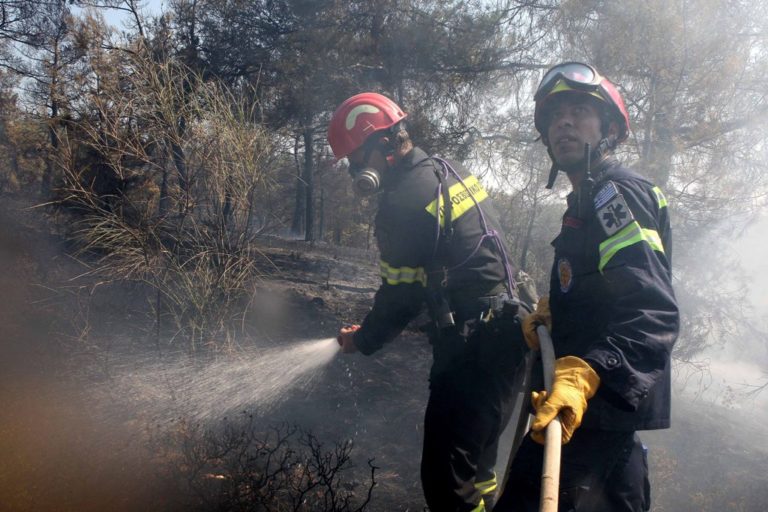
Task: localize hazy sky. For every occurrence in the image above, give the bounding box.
[687,214,768,414]
[97,0,166,26]
[736,215,768,311]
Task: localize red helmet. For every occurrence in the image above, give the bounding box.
[328,92,407,159]
[533,62,630,145]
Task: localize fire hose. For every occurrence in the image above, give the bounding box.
[500,324,561,512]
[537,324,562,512]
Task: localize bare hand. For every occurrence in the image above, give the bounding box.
[337,324,360,353]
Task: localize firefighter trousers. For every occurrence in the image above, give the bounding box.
[495,430,651,511]
[422,318,525,511]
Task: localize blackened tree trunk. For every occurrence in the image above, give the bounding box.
[41,38,61,198]
[318,188,325,241]
[41,102,58,197]
[303,127,314,242]
[518,192,538,272]
[291,134,305,237]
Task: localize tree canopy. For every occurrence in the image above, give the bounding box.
[0,0,766,366]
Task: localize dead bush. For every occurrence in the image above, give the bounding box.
[51,50,283,351]
[160,416,376,512]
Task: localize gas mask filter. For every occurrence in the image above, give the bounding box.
[348,137,390,196]
[349,166,381,196]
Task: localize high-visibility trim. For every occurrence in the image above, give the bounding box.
[475,473,498,495]
[470,499,486,512]
[549,79,605,101]
[652,186,668,208]
[425,175,488,227]
[599,221,664,272]
[379,260,427,286]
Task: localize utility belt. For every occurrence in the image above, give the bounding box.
[425,290,527,380]
[455,292,519,323]
[430,290,519,333]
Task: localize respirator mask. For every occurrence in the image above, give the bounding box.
[347,137,391,197]
[348,164,381,196]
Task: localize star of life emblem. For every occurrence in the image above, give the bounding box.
[597,193,634,236]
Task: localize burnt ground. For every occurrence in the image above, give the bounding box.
[0,197,442,511]
[241,242,438,510]
[3,196,768,512]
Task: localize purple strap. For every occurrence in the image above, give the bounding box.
[431,156,518,295]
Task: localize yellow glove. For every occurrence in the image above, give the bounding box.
[522,296,552,350]
[530,356,600,445]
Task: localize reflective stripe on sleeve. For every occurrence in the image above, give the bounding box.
[469,500,486,512]
[652,186,668,208]
[599,221,664,272]
[380,260,427,286]
[475,473,498,495]
[425,175,489,227]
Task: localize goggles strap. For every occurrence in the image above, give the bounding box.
[536,62,601,99]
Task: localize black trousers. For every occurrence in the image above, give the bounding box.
[422,318,525,512]
[495,430,650,512]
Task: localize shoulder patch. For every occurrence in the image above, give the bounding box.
[597,193,635,236]
[594,181,619,210]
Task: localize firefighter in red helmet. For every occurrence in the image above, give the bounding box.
[495,62,679,511]
[330,92,531,511]
[327,92,408,196]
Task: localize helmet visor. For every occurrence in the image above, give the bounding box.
[535,62,602,102]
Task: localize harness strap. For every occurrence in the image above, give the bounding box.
[431,156,518,297]
[426,158,453,244]
[414,155,520,331]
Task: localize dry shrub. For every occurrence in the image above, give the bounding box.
[160,416,376,512]
[53,50,282,351]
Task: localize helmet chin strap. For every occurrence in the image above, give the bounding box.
[545,134,617,189]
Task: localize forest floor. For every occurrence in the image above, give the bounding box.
[0,194,437,512]
[2,194,768,512]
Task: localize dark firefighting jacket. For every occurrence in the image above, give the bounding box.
[352,147,512,363]
[549,158,679,431]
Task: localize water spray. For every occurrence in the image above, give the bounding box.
[97,337,341,424]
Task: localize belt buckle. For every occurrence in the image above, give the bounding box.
[490,293,508,311]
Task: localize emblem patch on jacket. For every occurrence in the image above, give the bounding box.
[558,258,573,293]
[596,190,634,237]
[594,181,619,210]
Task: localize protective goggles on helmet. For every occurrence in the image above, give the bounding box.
[534,62,604,102]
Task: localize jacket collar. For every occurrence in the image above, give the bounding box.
[395,147,430,172]
[590,156,621,183]
[565,157,621,208]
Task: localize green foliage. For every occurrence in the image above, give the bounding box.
[1,0,766,376]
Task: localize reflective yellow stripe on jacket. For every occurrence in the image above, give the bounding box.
[424,175,489,227]
[475,473,497,496]
[599,221,664,272]
[469,502,486,512]
[652,186,668,208]
[380,260,427,286]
